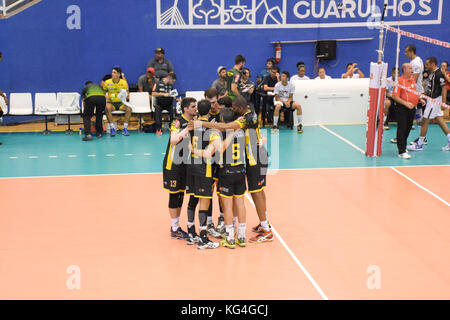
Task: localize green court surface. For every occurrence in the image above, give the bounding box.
[0,124,449,178]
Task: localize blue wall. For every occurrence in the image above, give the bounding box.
[0,0,449,97]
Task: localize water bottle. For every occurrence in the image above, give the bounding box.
[79,128,83,137]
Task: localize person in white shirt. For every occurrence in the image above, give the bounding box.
[272,71,303,134]
[342,63,365,79]
[405,44,424,94]
[315,67,332,80]
[290,62,310,82]
[405,44,423,133]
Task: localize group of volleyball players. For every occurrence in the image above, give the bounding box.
[162,88,273,250]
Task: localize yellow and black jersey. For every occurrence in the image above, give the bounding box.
[234,110,268,167]
[217,129,246,176]
[103,78,128,103]
[188,118,219,178]
[208,110,221,123]
[163,115,190,171]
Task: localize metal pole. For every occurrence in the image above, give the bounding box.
[2,0,5,16]
[377,1,388,62]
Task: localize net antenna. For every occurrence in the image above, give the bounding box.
[394,4,402,87]
[377,1,389,63]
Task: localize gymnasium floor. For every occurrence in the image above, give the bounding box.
[0,124,449,299]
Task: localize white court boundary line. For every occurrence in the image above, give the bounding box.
[319,125,365,154]
[245,193,328,300]
[320,125,449,206]
[391,167,449,207]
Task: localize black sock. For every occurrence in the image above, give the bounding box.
[187,196,199,224]
[200,229,208,240]
[199,210,208,229]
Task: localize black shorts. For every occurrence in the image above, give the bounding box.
[163,167,186,194]
[186,172,194,195]
[246,164,267,193]
[217,173,246,198]
[110,102,125,111]
[188,175,214,199]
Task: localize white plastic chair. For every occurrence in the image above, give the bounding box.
[130,92,151,131]
[9,93,33,116]
[0,95,7,115]
[57,92,81,134]
[35,93,57,134]
[185,91,205,102]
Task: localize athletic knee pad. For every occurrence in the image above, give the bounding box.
[187,195,199,211]
[169,193,184,209]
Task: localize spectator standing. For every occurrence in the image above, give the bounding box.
[153,72,177,135]
[261,66,280,126]
[212,66,228,99]
[315,67,332,80]
[81,81,106,141]
[342,63,365,79]
[226,55,246,100]
[147,48,174,80]
[290,62,310,82]
[240,67,255,108]
[255,58,276,116]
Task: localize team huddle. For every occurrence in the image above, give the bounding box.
[163,89,273,250]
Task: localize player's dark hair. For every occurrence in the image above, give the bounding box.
[204,87,218,99]
[218,96,232,108]
[426,56,438,66]
[85,81,93,86]
[281,71,290,78]
[167,72,177,80]
[112,66,122,75]
[346,63,354,68]
[296,61,306,69]
[197,99,211,116]
[270,65,280,73]
[267,58,276,66]
[235,55,246,65]
[441,61,449,68]
[406,44,416,54]
[181,97,196,113]
[220,108,235,124]
[318,66,326,72]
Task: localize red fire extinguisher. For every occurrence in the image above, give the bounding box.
[275,42,282,63]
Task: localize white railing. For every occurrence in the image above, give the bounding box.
[1,0,39,18]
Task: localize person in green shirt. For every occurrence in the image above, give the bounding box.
[226,55,246,100]
[81,81,106,141]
